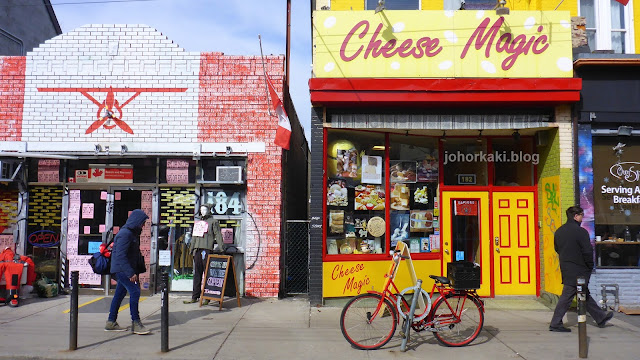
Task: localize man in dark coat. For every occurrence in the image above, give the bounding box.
[549,206,613,332]
[105,209,151,334]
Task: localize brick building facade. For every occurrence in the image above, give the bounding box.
[0,24,308,298]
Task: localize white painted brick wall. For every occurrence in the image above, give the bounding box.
[590,270,640,307]
[23,24,200,143]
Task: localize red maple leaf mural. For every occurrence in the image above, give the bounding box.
[92,168,103,177]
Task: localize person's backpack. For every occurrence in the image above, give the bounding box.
[88,241,113,275]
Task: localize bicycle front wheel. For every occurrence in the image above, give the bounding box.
[431,293,484,347]
[340,293,398,350]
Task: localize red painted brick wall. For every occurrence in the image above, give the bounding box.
[0,57,25,141]
[199,52,285,297]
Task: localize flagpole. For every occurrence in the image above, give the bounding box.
[258,34,273,116]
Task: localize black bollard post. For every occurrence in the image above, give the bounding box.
[577,276,587,358]
[69,271,79,351]
[161,271,169,353]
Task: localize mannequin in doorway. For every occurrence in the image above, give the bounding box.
[183,203,224,305]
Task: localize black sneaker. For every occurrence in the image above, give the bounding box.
[597,311,614,328]
[549,325,571,332]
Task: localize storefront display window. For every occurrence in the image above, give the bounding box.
[593,136,640,268]
[26,186,62,282]
[492,137,535,186]
[443,138,488,186]
[326,130,386,255]
[389,134,438,253]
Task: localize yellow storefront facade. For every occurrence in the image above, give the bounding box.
[308,3,582,304]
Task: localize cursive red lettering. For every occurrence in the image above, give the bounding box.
[364,23,385,59]
[460,17,504,59]
[532,32,549,54]
[340,20,369,62]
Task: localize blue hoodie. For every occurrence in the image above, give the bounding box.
[110,209,148,278]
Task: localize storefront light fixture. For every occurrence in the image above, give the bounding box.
[374,0,385,13]
[495,0,510,15]
[94,144,102,154]
[372,145,385,151]
[226,146,232,155]
[512,129,520,142]
[120,144,128,154]
[440,131,447,142]
[618,126,633,136]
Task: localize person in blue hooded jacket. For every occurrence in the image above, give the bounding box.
[105,209,151,335]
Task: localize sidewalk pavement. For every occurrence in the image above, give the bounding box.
[1,292,639,360]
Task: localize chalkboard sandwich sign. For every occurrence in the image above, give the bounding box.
[201,254,241,309]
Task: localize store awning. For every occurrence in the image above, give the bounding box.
[309,78,582,108]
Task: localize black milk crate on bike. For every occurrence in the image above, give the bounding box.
[447,261,481,290]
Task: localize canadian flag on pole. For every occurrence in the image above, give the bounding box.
[266,75,291,150]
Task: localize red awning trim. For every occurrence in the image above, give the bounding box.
[309,78,582,107]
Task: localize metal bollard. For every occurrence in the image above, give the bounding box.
[401,279,422,352]
[69,271,79,351]
[577,276,587,358]
[161,272,169,353]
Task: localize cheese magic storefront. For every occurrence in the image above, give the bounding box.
[308,9,583,304]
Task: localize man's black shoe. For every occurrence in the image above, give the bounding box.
[597,311,614,328]
[549,326,571,332]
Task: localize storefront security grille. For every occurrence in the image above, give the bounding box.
[284,220,309,294]
[330,113,550,130]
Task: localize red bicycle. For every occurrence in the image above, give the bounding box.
[340,246,485,349]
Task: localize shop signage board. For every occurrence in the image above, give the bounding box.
[313,10,572,78]
[201,254,241,310]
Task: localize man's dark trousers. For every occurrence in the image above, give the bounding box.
[550,283,608,327]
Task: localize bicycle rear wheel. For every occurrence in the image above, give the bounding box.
[431,293,484,347]
[340,293,398,350]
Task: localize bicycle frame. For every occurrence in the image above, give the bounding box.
[365,249,484,331]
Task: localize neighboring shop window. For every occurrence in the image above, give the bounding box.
[159,187,196,282]
[26,186,62,282]
[326,130,386,255]
[388,134,439,253]
[593,136,640,268]
[160,158,196,184]
[203,189,244,250]
[443,138,488,186]
[492,137,536,186]
[366,0,420,10]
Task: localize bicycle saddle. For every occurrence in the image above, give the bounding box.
[429,275,450,284]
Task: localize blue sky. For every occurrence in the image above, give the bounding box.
[52,0,312,142]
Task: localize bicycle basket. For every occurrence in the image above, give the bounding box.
[447,261,481,290]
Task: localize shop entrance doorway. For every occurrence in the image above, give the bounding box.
[441,191,537,297]
[441,192,491,297]
[492,191,536,295]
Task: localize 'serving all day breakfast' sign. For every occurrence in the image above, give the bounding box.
[313,10,572,78]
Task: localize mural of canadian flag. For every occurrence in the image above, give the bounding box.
[266,75,291,150]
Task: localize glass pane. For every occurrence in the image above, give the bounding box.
[580,0,596,28]
[492,137,535,186]
[443,138,488,186]
[610,0,625,29]
[587,29,597,51]
[611,31,625,54]
[326,129,386,255]
[451,199,480,263]
[389,134,438,252]
[366,0,419,10]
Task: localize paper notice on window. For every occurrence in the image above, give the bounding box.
[0,235,14,250]
[192,220,209,237]
[82,203,94,219]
